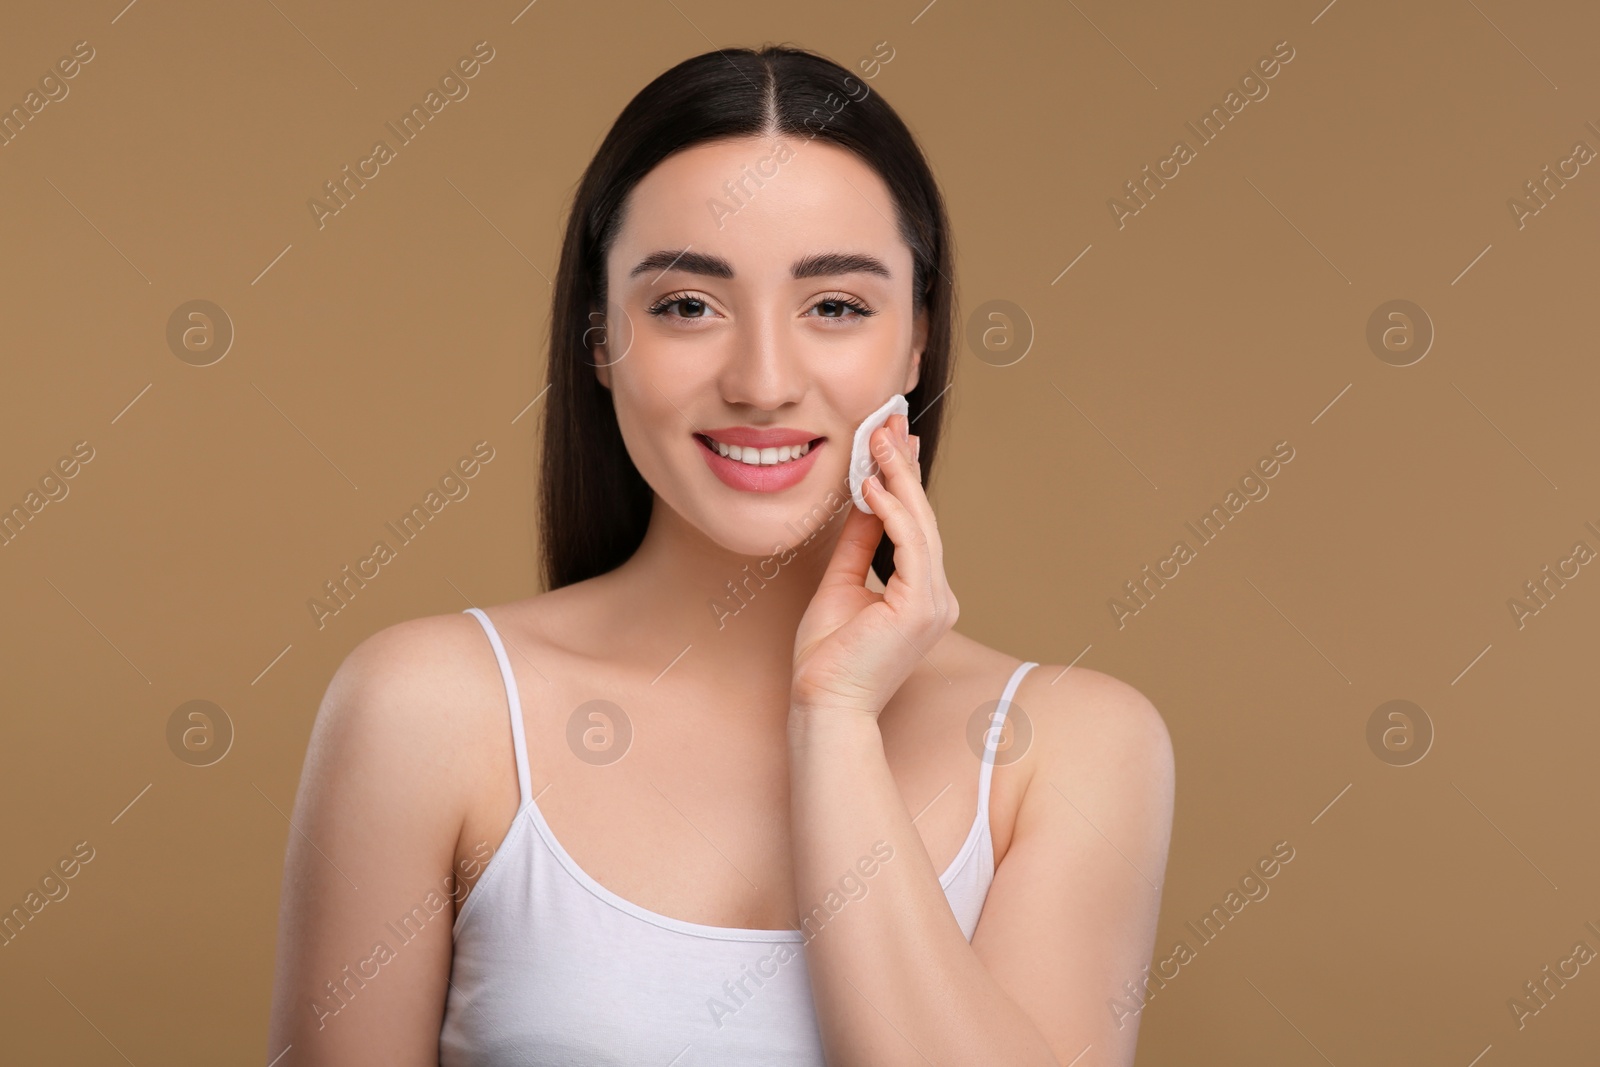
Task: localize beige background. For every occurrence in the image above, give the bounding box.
[3,0,1597,1062]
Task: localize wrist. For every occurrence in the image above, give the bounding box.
[787,703,882,750]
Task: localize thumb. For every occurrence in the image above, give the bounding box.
[817,493,883,593]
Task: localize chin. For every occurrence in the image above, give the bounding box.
[698,486,852,559]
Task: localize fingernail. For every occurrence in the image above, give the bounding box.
[911,435,920,461]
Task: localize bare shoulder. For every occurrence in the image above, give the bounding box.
[325,609,505,730]
[934,631,1174,801]
[1022,665,1173,779]
[1007,658,1175,849]
[309,608,520,808]
[271,608,530,1054]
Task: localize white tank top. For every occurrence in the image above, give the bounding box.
[440,606,1037,1065]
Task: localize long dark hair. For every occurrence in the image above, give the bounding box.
[539,43,956,590]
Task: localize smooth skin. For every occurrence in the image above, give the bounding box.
[267,133,1174,1066]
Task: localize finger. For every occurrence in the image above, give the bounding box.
[817,494,884,593]
[872,421,945,580]
[861,470,933,611]
[873,419,935,528]
[884,417,952,613]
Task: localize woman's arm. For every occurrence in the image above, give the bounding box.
[787,416,1174,1065]
[266,617,487,1066]
[789,675,1172,1067]
[969,670,1174,1066]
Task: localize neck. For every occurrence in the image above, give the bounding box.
[600,492,856,693]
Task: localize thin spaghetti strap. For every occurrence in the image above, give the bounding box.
[463,607,534,809]
[978,661,1039,818]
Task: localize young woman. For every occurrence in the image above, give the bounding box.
[268,44,1174,1067]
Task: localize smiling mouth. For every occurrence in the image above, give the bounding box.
[693,434,826,467]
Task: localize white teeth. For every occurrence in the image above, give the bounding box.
[707,437,812,465]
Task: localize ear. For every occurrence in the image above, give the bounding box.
[904,304,927,395]
[589,306,613,391]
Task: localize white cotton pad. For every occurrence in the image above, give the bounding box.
[848,393,908,515]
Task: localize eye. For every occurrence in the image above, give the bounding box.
[806,294,877,321]
[646,291,720,320]
[644,291,879,323]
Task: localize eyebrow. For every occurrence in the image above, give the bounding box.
[628,249,892,282]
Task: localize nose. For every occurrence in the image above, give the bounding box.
[715,305,808,412]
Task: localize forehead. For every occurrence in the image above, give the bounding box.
[611,136,909,285]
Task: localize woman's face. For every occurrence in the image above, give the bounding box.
[593,135,927,558]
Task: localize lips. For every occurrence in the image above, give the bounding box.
[694,430,827,493]
[697,426,820,448]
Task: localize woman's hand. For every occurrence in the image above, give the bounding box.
[790,412,958,719]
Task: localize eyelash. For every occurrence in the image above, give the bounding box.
[644,291,878,322]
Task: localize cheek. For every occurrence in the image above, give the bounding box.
[609,355,695,478]
[612,379,665,467]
